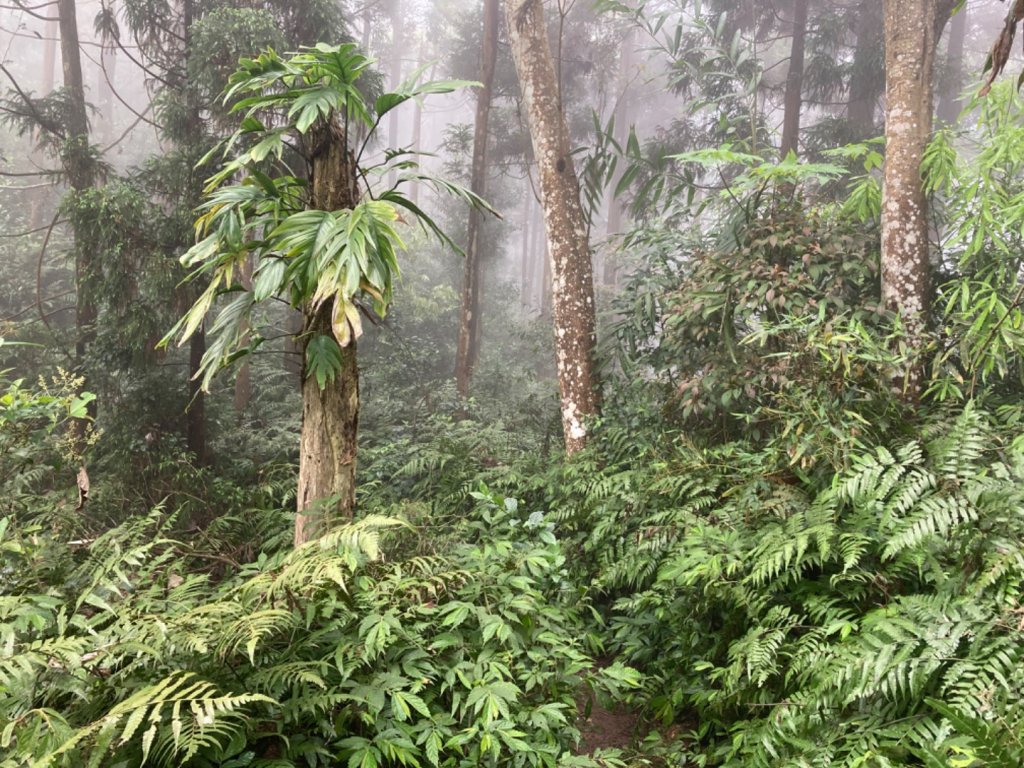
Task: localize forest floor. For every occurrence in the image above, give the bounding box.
[575,692,640,754]
[575,657,641,754]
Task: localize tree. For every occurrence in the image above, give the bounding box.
[57,0,98,443]
[455,0,499,397]
[504,0,599,454]
[166,44,481,545]
[780,0,809,157]
[880,0,956,398]
[936,0,967,124]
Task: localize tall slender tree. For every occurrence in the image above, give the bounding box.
[937,1,967,124]
[847,0,884,139]
[780,0,809,157]
[455,0,499,397]
[505,0,599,453]
[57,0,98,441]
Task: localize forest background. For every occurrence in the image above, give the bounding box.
[3,0,1024,766]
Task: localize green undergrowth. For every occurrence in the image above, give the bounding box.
[0,468,640,767]
[542,402,1024,767]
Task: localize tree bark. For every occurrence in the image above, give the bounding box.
[520,195,532,307]
[387,0,404,149]
[284,311,304,389]
[881,0,938,400]
[182,0,207,463]
[604,26,635,287]
[848,0,884,140]
[233,256,253,420]
[187,329,208,463]
[295,121,361,546]
[295,307,358,546]
[58,0,97,444]
[936,2,966,124]
[455,0,499,397]
[505,0,599,453]
[780,0,809,157]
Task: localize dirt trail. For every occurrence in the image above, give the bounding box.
[575,690,639,754]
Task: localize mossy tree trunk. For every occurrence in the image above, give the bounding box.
[295,122,361,546]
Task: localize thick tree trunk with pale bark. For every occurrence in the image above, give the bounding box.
[505,0,599,454]
[780,0,809,157]
[455,0,499,397]
[294,122,360,546]
[881,0,938,399]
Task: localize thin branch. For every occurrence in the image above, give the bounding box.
[0,181,59,190]
[0,220,64,238]
[0,24,140,48]
[111,35,174,89]
[3,289,74,321]
[0,168,58,177]
[7,0,56,8]
[100,108,150,153]
[79,44,162,130]
[1,3,56,21]
[0,60,64,138]
[35,210,75,363]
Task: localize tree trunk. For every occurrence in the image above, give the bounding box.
[505,0,600,453]
[284,311,304,389]
[936,2,966,124]
[295,121,361,546]
[97,45,116,144]
[604,26,635,287]
[182,0,207,463]
[881,0,938,400]
[187,329,208,463]
[59,0,97,445]
[295,307,358,546]
[520,196,532,307]
[455,0,499,397]
[848,0,884,139]
[409,55,425,206]
[42,18,58,96]
[780,0,809,157]
[388,0,404,148]
[233,256,253,420]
